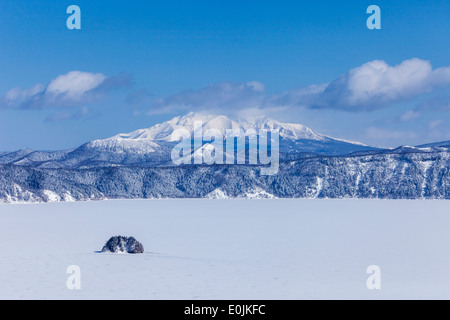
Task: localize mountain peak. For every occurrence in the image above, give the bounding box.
[104,113,327,143]
[80,112,377,157]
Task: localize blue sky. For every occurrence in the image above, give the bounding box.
[0,0,449,150]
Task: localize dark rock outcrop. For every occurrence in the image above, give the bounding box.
[101,236,144,254]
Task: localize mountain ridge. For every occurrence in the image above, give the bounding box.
[0,113,381,169]
[0,113,449,202]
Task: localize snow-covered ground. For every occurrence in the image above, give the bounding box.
[1,199,450,299]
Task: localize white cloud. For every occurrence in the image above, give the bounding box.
[400,110,421,121]
[146,81,265,115]
[274,58,450,111]
[147,58,450,116]
[346,59,433,106]
[1,71,131,110]
[46,71,106,100]
[4,83,45,103]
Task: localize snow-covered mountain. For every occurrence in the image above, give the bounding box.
[88,112,364,147]
[1,149,450,202]
[0,113,379,169]
[109,112,325,142]
[416,140,450,150]
[0,112,449,202]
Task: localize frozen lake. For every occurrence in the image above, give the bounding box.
[1,199,450,299]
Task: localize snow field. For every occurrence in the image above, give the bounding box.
[0,199,449,299]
